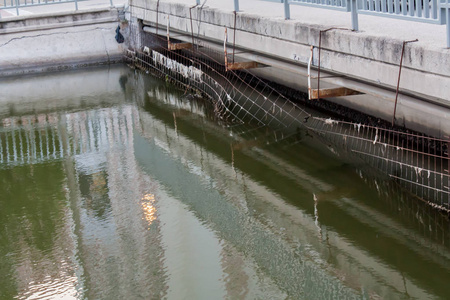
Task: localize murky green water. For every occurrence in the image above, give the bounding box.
[1,65,450,299]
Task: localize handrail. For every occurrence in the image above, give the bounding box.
[253,0,450,47]
[0,0,112,18]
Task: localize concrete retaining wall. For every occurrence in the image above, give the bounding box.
[0,8,125,76]
[129,0,450,138]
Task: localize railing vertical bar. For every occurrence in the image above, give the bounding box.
[416,0,422,17]
[375,0,380,12]
[388,0,393,13]
[5,132,10,163]
[15,0,19,15]
[402,0,407,14]
[447,4,450,47]
[74,0,78,10]
[424,0,430,17]
[52,127,56,159]
[394,0,400,13]
[410,0,415,16]
[12,128,17,162]
[432,0,437,19]
[18,128,24,163]
[351,0,359,30]
[381,0,387,12]
[284,0,291,19]
[369,0,374,11]
[234,0,239,12]
[363,0,368,10]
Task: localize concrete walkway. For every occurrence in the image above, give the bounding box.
[177,0,448,50]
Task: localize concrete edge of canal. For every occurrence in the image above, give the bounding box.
[128,0,450,139]
[0,0,448,139]
[0,7,126,77]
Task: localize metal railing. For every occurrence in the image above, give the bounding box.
[0,0,113,19]
[264,0,450,47]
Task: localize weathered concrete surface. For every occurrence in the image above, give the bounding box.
[129,0,450,138]
[0,8,125,76]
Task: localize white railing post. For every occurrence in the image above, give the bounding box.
[74,0,78,10]
[446,0,450,47]
[234,0,239,12]
[284,0,291,20]
[351,0,359,30]
[15,0,19,16]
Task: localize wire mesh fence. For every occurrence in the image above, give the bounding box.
[124,28,450,213]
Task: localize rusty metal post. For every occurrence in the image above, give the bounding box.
[233,11,237,63]
[224,28,228,71]
[308,45,313,99]
[392,39,418,126]
[167,16,171,49]
[317,30,323,100]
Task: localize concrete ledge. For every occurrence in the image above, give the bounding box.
[0,7,118,30]
[0,8,124,77]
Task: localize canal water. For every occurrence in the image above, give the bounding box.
[1,65,450,299]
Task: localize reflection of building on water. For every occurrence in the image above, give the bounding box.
[63,105,167,299]
[1,105,168,299]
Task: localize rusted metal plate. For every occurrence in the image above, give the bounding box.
[310,87,363,99]
[168,42,193,51]
[227,61,259,70]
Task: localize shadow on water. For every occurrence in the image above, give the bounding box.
[0,66,449,299]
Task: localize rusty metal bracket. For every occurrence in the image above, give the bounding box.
[167,16,192,51]
[168,43,193,50]
[233,10,237,64]
[310,87,362,99]
[227,61,260,70]
[392,39,418,126]
[224,27,260,71]
[308,28,362,100]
